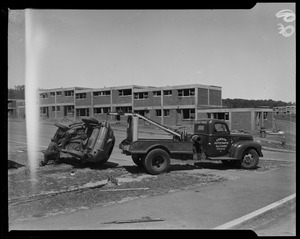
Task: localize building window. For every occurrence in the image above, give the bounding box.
[163,90,172,96]
[65,90,74,97]
[56,91,62,96]
[153,91,161,97]
[93,90,110,96]
[56,106,61,111]
[118,89,132,96]
[134,110,149,116]
[182,109,195,119]
[164,109,170,117]
[40,107,47,114]
[52,106,56,111]
[50,92,55,97]
[178,88,195,97]
[76,108,89,117]
[156,109,162,116]
[66,105,74,114]
[40,93,48,98]
[94,107,111,114]
[134,92,148,100]
[208,112,229,120]
[116,106,132,113]
[76,93,87,99]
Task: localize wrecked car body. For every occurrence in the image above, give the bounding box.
[40,117,115,166]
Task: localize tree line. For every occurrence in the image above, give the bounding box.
[8,85,295,108]
[222,98,295,108]
[8,85,25,99]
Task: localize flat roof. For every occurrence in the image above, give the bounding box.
[38,84,222,93]
[39,87,92,92]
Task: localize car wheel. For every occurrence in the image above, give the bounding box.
[240,149,259,169]
[81,117,99,125]
[132,155,144,168]
[143,149,170,175]
[100,140,115,165]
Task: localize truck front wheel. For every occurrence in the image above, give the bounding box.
[240,149,259,169]
[143,149,170,175]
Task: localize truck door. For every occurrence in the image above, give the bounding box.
[209,122,232,156]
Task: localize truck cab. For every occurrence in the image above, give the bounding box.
[193,119,255,157]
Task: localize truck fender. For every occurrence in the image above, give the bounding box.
[229,140,263,159]
[146,145,171,156]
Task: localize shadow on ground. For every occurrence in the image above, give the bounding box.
[121,161,259,175]
[8,160,25,169]
[46,157,120,170]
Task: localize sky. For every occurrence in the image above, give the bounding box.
[8,4,296,102]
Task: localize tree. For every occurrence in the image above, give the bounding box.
[8,85,25,99]
[222,98,292,108]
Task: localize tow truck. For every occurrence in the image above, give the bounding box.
[111,112,263,175]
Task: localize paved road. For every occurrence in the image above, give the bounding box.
[235,196,296,236]
[8,119,296,234]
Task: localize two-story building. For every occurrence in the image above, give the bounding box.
[38,84,223,126]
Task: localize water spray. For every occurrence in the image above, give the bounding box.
[25,10,44,190]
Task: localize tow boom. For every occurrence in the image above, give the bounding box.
[109,112,182,139]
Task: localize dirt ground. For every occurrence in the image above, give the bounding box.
[8,120,296,224]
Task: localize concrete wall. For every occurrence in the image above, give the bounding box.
[209,89,222,106]
[93,95,111,105]
[197,112,209,119]
[198,88,209,105]
[40,95,55,104]
[111,89,132,104]
[56,93,74,104]
[231,111,252,132]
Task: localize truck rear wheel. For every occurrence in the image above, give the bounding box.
[240,149,259,169]
[143,149,170,175]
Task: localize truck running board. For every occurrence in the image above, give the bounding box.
[206,156,239,161]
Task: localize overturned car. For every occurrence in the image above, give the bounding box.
[40,117,115,166]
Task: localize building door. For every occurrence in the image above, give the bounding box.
[64,106,67,117]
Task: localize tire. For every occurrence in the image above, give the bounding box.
[132,155,144,168]
[240,149,259,169]
[54,122,69,131]
[143,149,170,175]
[100,140,115,165]
[81,117,99,125]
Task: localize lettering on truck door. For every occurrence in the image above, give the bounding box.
[211,122,232,156]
